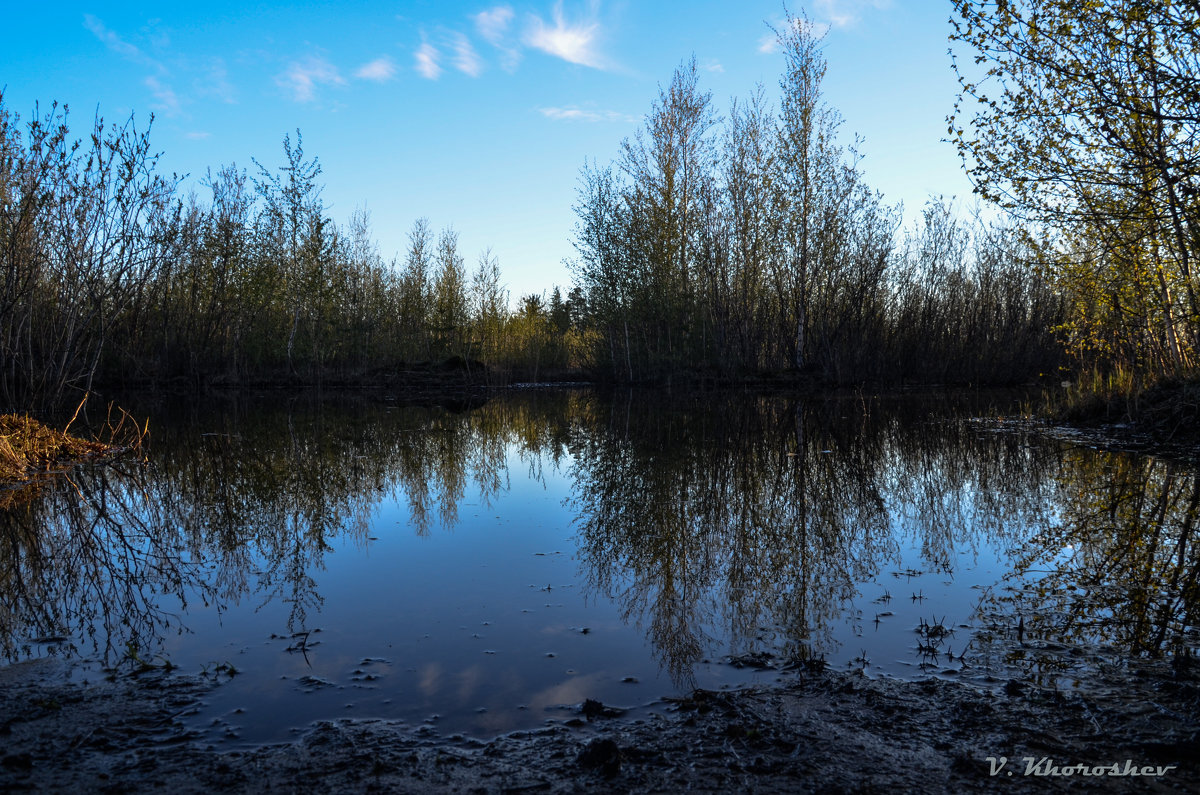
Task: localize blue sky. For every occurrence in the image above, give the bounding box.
[2,1,971,301]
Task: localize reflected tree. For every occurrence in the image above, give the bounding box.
[7,389,1182,693]
[0,464,214,667]
[570,391,1068,686]
[988,451,1200,677]
[569,392,898,684]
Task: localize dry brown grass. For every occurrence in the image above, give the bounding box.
[0,411,116,485]
[0,397,147,511]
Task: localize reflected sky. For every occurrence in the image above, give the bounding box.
[1,389,1196,744]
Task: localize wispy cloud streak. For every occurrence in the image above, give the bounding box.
[539,106,634,123]
[143,76,181,115]
[476,5,522,72]
[195,57,236,104]
[452,34,483,77]
[83,14,163,71]
[355,56,397,82]
[474,6,513,44]
[814,0,891,28]
[414,41,442,80]
[277,56,345,102]
[759,16,830,53]
[84,14,189,115]
[525,3,605,69]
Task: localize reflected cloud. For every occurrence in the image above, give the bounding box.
[455,663,487,703]
[418,661,442,697]
[527,671,607,713]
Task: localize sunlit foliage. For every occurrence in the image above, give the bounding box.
[951,0,1200,379]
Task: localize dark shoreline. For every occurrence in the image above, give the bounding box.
[1,653,1196,793]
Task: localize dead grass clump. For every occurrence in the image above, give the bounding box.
[0,414,113,484]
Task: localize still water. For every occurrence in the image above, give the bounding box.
[1,389,1197,745]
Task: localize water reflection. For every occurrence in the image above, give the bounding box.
[0,461,212,666]
[568,393,1074,683]
[979,449,1200,683]
[0,390,1196,735]
[0,396,557,667]
[570,394,895,685]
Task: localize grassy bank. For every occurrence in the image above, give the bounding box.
[1050,368,1200,445]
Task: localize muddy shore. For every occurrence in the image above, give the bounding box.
[2,654,1196,794]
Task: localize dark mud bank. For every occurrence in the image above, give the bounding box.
[2,657,1197,793]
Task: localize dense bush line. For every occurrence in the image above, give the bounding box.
[0,94,580,412]
[568,14,1065,384]
[0,12,1088,414]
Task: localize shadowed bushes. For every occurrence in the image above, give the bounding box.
[568,20,1064,385]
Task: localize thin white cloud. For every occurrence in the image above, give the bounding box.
[277,56,345,102]
[700,58,724,73]
[142,19,171,52]
[473,5,521,72]
[185,131,211,140]
[83,14,161,70]
[452,34,483,77]
[539,106,634,123]
[474,6,513,44]
[195,57,236,103]
[498,49,523,73]
[414,41,442,80]
[355,56,397,82]
[814,0,891,28]
[85,15,191,117]
[85,14,245,115]
[143,76,181,115]
[759,16,830,53]
[525,3,605,69]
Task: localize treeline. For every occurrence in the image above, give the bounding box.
[568,14,1065,384]
[20,5,1173,411]
[950,1,1200,389]
[0,92,584,413]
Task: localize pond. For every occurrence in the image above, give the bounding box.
[1,388,1197,747]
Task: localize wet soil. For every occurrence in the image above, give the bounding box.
[2,655,1196,793]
